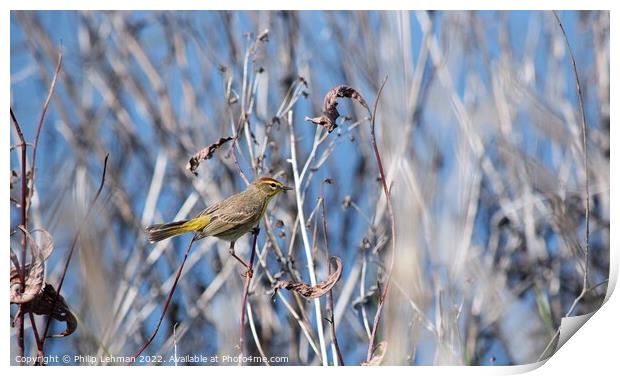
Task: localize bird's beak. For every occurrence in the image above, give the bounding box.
[282,185,294,191]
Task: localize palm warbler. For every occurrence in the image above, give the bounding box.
[146,176,292,265]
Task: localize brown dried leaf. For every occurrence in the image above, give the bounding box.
[361,341,387,366]
[274,256,342,299]
[32,228,54,261]
[9,228,74,338]
[10,227,54,304]
[26,283,78,338]
[305,85,369,133]
[186,137,234,176]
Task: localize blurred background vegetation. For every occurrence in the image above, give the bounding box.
[10,10,609,365]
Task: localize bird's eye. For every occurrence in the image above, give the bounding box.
[270,183,277,189]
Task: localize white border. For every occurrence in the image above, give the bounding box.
[4,3,617,375]
[2,0,617,11]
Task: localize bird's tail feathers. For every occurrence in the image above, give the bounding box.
[145,216,209,243]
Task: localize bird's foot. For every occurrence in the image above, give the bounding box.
[229,249,251,270]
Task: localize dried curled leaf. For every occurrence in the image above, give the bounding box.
[305,85,369,133]
[23,283,78,338]
[10,228,76,337]
[10,227,54,304]
[186,137,234,176]
[274,256,342,299]
[361,341,387,366]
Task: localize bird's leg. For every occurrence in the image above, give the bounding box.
[228,241,250,270]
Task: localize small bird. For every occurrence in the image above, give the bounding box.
[146,176,292,266]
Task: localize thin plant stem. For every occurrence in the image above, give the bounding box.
[10,47,61,360]
[247,303,270,365]
[131,236,196,361]
[552,10,590,294]
[288,110,329,365]
[10,108,27,364]
[537,12,591,362]
[365,76,396,362]
[29,49,62,206]
[41,154,109,343]
[239,227,260,364]
[320,191,344,366]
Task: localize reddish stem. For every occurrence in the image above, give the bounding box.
[41,154,109,343]
[239,227,260,363]
[10,108,28,364]
[10,50,62,362]
[131,236,196,362]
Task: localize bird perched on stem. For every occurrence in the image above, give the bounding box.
[146,177,292,267]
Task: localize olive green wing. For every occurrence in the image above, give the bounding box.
[201,197,263,237]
